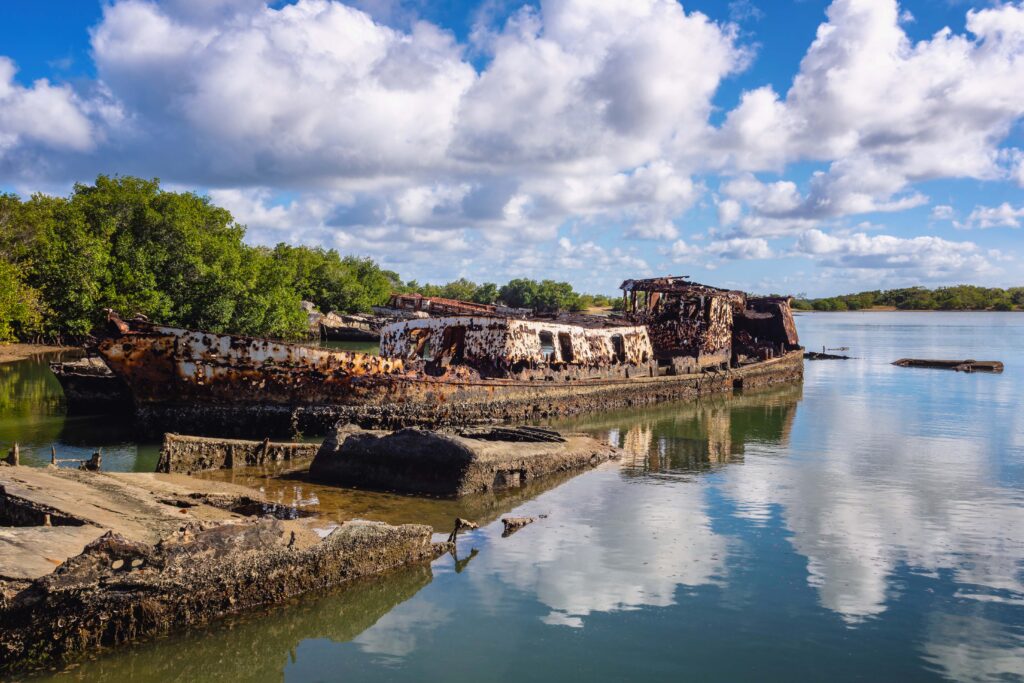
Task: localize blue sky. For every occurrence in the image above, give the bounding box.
[1,0,1022,296]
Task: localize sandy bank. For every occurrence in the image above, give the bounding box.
[0,343,75,365]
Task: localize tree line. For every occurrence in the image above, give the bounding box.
[792,286,1024,312]
[404,278,618,313]
[0,176,618,343]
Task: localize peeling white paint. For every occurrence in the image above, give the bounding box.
[380,316,652,366]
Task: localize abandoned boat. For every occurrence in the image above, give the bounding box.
[91,276,804,436]
[316,293,516,342]
[49,357,132,412]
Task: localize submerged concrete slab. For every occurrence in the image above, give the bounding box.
[0,465,449,675]
[309,425,620,497]
[158,433,320,474]
[0,526,105,582]
[0,467,256,546]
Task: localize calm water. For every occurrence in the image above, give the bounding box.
[3,313,1023,682]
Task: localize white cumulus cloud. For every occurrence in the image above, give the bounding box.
[714,0,1024,225]
[0,57,96,154]
[956,202,1024,230]
[794,229,992,279]
[0,0,1021,289]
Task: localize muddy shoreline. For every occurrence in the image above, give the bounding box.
[0,344,76,365]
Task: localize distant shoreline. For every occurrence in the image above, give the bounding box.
[795,308,1021,313]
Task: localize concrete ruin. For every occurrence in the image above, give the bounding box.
[157,434,320,474]
[0,465,447,675]
[309,425,620,496]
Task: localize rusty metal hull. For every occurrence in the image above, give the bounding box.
[95,322,803,437]
[50,358,133,413]
[96,324,409,406]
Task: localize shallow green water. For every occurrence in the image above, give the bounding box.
[4,313,1023,682]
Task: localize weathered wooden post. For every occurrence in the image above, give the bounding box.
[5,442,19,466]
[447,517,479,544]
[51,445,57,466]
[80,448,102,471]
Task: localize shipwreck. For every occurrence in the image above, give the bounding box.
[312,293,525,342]
[88,276,804,436]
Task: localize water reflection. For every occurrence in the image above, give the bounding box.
[39,564,437,683]
[554,383,802,474]
[458,385,802,629]
[467,469,729,628]
[0,352,71,453]
[202,460,593,533]
[0,352,161,471]
[7,314,1024,681]
[921,611,1024,682]
[717,387,1024,625]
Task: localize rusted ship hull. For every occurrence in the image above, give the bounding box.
[96,276,805,438]
[49,357,133,413]
[209,352,806,438]
[96,324,802,437]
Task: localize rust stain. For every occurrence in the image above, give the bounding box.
[385,293,499,317]
[621,276,799,368]
[95,275,802,420]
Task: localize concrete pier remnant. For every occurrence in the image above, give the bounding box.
[309,424,619,497]
[158,433,320,474]
[0,466,448,675]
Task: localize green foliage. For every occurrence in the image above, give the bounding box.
[230,247,308,338]
[265,245,394,314]
[0,175,684,343]
[534,280,579,312]
[0,259,44,341]
[0,176,405,341]
[791,299,814,311]
[794,285,1023,312]
[497,278,538,309]
[398,277,614,313]
[471,282,498,305]
[578,293,616,309]
[436,278,478,302]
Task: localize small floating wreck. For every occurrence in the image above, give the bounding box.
[88,276,804,436]
[893,358,1004,373]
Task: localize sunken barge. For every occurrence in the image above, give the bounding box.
[91,277,804,437]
